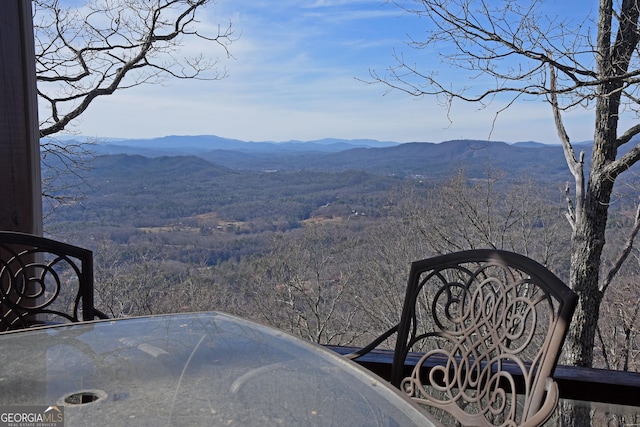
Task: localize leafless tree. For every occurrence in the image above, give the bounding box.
[370,0,640,373]
[246,225,365,345]
[35,0,232,137]
[93,239,240,317]
[389,171,570,270]
[33,0,233,208]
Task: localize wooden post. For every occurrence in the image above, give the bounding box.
[0,0,43,235]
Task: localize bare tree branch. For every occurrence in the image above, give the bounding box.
[370,0,640,372]
[34,0,234,137]
[603,201,640,293]
[550,63,585,226]
[370,0,640,118]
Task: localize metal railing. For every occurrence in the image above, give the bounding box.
[326,345,640,407]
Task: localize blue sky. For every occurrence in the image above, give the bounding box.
[67,0,600,144]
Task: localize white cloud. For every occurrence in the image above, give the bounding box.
[64,0,602,145]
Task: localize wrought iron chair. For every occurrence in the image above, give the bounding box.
[351,249,577,427]
[0,231,108,331]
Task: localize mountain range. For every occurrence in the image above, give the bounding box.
[86,135,399,155]
[45,134,640,263]
[72,134,592,182]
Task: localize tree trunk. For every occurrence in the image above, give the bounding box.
[563,0,630,366]
[561,111,618,427]
[565,87,619,366]
[564,183,609,366]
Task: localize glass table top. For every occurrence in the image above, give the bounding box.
[0,312,439,426]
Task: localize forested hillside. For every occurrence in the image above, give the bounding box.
[45,141,640,375]
[48,154,402,263]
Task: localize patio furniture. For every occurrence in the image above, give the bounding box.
[0,231,107,330]
[0,312,442,426]
[350,249,578,427]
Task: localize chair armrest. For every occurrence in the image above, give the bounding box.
[519,377,559,427]
[344,324,398,360]
[94,309,109,320]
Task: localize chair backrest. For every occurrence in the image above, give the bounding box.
[0,231,105,331]
[391,250,577,427]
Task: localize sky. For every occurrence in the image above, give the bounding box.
[60,0,602,144]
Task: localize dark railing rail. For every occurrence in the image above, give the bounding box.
[326,345,640,408]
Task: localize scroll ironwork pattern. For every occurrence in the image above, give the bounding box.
[400,260,563,427]
[0,232,99,330]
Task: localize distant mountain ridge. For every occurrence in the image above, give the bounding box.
[51,134,635,183]
[71,135,579,182]
[88,135,401,157]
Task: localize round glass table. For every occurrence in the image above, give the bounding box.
[0,312,440,426]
